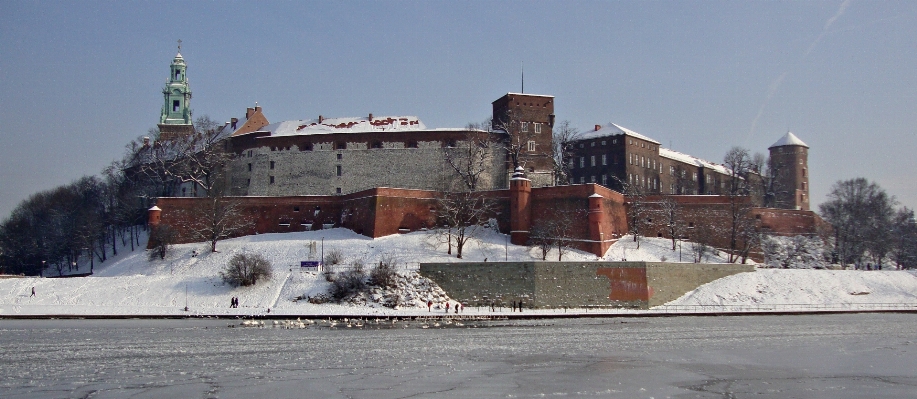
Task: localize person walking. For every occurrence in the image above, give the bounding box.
[445,302,450,313]
[30,287,36,298]
[427,300,432,312]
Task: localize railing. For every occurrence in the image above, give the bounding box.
[654,303,917,313]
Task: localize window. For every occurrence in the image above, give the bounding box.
[293,206,300,212]
[579,143,584,148]
[580,177,585,184]
[670,166,675,176]
[336,165,342,176]
[591,142,595,147]
[534,123,542,133]
[629,139,633,145]
[337,153,342,160]
[601,154,607,165]
[579,157,585,168]
[302,143,313,151]
[602,175,607,185]
[336,142,347,150]
[590,175,596,183]
[246,179,250,186]
[601,140,606,146]
[372,141,383,149]
[172,100,180,112]
[336,188,342,194]
[693,172,697,181]
[802,168,807,177]
[248,163,252,172]
[612,139,618,144]
[802,182,807,190]
[247,150,252,157]
[270,161,275,170]
[590,155,595,166]
[174,70,180,80]
[270,176,275,184]
[681,170,686,178]
[521,122,528,132]
[407,141,418,148]
[528,140,536,152]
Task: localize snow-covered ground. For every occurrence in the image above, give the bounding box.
[1,229,916,316]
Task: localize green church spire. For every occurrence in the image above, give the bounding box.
[159,40,192,126]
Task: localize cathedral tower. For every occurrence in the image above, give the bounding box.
[768,132,810,210]
[158,41,194,140]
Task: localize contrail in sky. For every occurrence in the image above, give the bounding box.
[745,0,851,145]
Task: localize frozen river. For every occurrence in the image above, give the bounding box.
[1,313,916,398]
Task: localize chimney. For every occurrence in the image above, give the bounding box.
[319,115,324,123]
[368,113,373,121]
[594,124,601,131]
[142,136,150,146]
[246,107,255,118]
[230,118,238,130]
[255,106,261,113]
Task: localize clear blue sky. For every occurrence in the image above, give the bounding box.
[2,0,915,218]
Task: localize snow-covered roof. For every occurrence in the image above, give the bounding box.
[578,123,661,144]
[769,132,809,148]
[264,116,428,137]
[659,148,731,175]
[504,92,554,98]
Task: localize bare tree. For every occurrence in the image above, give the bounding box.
[175,182,252,253]
[551,120,580,185]
[443,124,494,191]
[656,196,685,251]
[722,147,757,263]
[819,178,896,268]
[492,109,541,170]
[148,224,177,260]
[135,115,232,197]
[614,176,648,248]
[529,209,580,261]
[434,191,495,259]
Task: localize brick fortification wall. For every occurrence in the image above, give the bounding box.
[419,262,754,309]
[152,182,823,261]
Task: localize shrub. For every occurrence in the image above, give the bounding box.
[329,261,367,300]
[324,248,344,266]
[370,253,399,288]
[221,253,272,287]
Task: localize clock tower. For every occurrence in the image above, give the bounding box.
[158,40,194,140]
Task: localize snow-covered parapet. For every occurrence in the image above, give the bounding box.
[265,116,427,137]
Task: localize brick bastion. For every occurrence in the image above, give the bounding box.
[419,261,754,309]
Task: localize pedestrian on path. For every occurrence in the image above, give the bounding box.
[30,287,35,297]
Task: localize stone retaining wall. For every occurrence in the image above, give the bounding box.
[419,261,754,309]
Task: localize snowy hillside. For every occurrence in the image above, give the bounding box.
[2,230,916,316]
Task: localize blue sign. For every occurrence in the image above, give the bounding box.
[300,261,321,270]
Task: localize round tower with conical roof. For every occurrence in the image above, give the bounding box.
[768,132,810,210]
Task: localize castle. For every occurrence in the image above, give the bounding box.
[149,50,821,259]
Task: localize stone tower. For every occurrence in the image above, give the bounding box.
[492,93,556,187]
[768,132,810,210]
[158,41,194,140]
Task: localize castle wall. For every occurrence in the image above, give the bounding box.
[229,133,508,197]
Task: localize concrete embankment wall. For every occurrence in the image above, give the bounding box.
[419,262,754,309]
